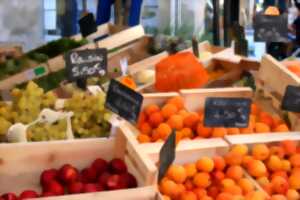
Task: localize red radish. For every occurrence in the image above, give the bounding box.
[109,159,127,174]
[59,164,78,183]
[19,190,38,199]
[1,193,18,200]
[67,182,84,194]
[81,167,98,183]
[106,174,127,190]
[83,183,99,193]
[41,192,56,197]
[43,180,64,195]
[40,169,58,186]
[92,158,108,174]
[98,172,111,188]
[120,173,138,188]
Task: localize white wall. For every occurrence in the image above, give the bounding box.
[0,0,44,51]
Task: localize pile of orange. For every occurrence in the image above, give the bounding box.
[136,96,289,143]
[159,154,267,200]
[237,141,300,199]
[282,60,300,78]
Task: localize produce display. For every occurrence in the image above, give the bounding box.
[0,38,88,80]
[281,60,300,78]
[159,153,267,200]
[0,158,137,199]
[237,141,300,199]
[0,81,111,142]
[62,91,111,138]
[136,96,290,143]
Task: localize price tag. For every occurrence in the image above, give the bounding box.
[204,97,251,128]
[158,130,176,182]
[79,13,97,37]
[254,13,288,43]
[65,49,107,81]
[105,79,143,123]
[281,85,300,112]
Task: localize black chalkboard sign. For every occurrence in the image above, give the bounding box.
[254,14,288,43]
[204,97,252,128]
[79,13,97,37]
[281,85,300,113]
[158,130,176,182]
[105,79,143,123]
[65,49,107,81]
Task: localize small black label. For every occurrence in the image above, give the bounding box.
[281,85,300,113]
[235,39,248,56]
[204,97,251,128]
[254,14,288,43]
[105,79,143,123]
[79,13,97,37]
[65,49,107,81]
[158,130,176,182]
[192,37,199,58]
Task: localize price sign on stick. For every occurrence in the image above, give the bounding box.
[158,130,176,182]
[79,13,97,37]
[65,49,107,81]
[204,97,251,128]
[105,79,143,123]
[281,85,300,113]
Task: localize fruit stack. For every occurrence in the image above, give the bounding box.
[136,94,289,144]
[0,158,137,199]
[226,134,300,200]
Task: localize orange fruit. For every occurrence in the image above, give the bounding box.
[247,160,267,178]
[183,112,200,128]
[245,191,267,200]
[251,103,260,115]
[255,122,270,133]
[179,191,197,200]
[193,188,207,199]
[178,109,189,119]
[271,170,288,180]
[207,186,219,199]
[224,151,243,166]
[167,165,187,184]
[281,140,297,155]
[201,196,213,200]
[139,122,152,135]
[196,123,212,138]
[259,112,274,128]
[271,176,289,195]
[223,185,243,195]
[289,174,300,190]
[181,127,193,139]
[137,134,151,143]
[242,155,255,167]
[213,156,226,171]
[274,124,289,132]
[221,178,235,189]
[167,96,185,110]
[193,172,211,188]
[270,195,287,200]
[161,103,178,119]
[267,155,283,172]
[225,165,244,181]
[196,157,215,172]
[216,192,233,200]
[184,163,197,178]
[231,144,249,156]
[265,6,280,16]
[151,129,161,142]
[145,104,160,116]
[227,128,240,135]
[184,179,194,190]
[167,115,183,130]
[238,178,255,194]
[281,159,291,172]
[212,170,225,182]
[270,146,285,159]
[290,154,300,168]
[252,144,270,161]
[160,178,179,198]
[176,130,183,144]
[162,195,171,200]
[157,123,172,140]
[137,112,146,127]
[212,127,227,138]
[148,112,164,128]
[286,189,300,200]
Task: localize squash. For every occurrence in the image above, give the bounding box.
[155,52,209,92]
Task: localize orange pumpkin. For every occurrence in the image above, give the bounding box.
[264,6,280,16]
[120,76,137,90]
[155,52,209,92]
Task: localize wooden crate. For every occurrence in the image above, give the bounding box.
[256,54,300,131]
[121,87,253,150]
[0,128,157,199]
[121,128,267,198]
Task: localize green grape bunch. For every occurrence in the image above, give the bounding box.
[63,92,111,138]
